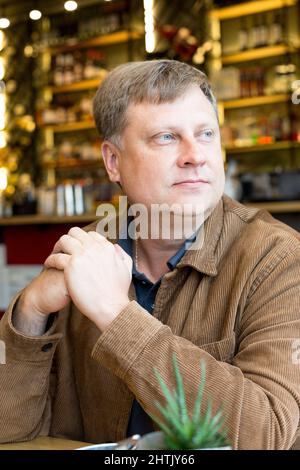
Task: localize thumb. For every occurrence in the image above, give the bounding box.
[114,244,132,277]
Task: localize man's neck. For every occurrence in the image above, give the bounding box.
[135,237,185,283]
[129,210,207,282]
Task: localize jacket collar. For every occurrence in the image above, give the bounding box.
[176,197,224,277]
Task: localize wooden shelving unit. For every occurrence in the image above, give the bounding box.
[1,201,299,226]
[49,30,143,54]
[0,214,98,226]
[225,141,300,154]
[222,44,297,64]
[49,78,103,94]
[222,94,290,109]
[42,158,103,169]
[210,0,297,20]
[41,120,95,133]
[208,1,300,222]
[220,94,291,109]
[245,200,300,213]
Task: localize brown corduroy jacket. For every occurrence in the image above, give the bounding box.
[0,195,300,450]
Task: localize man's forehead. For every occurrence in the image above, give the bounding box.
[125,90,217,128]
[129,86,209,109]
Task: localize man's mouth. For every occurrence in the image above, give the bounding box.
[173,179,209,187]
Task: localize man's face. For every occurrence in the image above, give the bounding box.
[109,86,225,219]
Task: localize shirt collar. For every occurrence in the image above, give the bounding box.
[117,221,196,273]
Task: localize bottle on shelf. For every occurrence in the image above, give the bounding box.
[12,173,37,216]
[238,18,248,51]
[37,184,56,216]
[249,15,260,49]
[258,14,268,47]
[73,51,84,82]
[249,68,259,97]
[269,12,283,45]
[291,113,300,142]
[53,55,64,86]
[63,54,75,85]
[256,67,265,96]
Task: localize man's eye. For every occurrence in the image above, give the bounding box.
[201,129,214,141]
[155,133,175,143]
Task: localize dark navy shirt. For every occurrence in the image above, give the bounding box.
[118,233,195,437]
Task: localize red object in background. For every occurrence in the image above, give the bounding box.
[0,222,89,318]
[3,223,87,265]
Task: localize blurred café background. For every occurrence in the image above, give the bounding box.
[0,0,300,313]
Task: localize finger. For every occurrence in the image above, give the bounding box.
[124,254,133,278]
[114,243,126,260]
[115,244,133,277]
[88,231,109,245]
[44,253,70,270]
[68,226,90,243]
[52,234,82,255]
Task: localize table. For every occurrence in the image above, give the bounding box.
[0,436,92,450]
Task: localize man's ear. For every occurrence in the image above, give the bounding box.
[101,141,121,183]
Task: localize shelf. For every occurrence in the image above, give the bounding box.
[245,200,300,213]
[1,201,299,225]
[225,141,300,154]
[210,0,297,20]
[222,44,297,64]
[49,78,103,94]
[42,121,95,133]
[42,158,103,169]
[0,214,98,226]
[49,30,144,54]
[222,94,289,109]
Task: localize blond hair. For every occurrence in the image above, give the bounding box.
[93,60,218,145]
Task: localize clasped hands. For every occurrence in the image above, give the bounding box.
[44,227,132,332]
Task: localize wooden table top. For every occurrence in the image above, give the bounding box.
[0,436,92,450]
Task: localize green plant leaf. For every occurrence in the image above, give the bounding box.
[192,360,206,425]
[153,367,179,416]
[153,401,182,432]
[151,354,229,450]
[172,354,189,426]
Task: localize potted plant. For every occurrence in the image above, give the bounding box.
[137,354,231,450]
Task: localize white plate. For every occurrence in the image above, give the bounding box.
[77,443,118,450]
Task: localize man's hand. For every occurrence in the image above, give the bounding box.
[44,227,132,332]
[13,268,70,336]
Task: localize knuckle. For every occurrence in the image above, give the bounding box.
[68,226,81,236]
[60,234,69,244]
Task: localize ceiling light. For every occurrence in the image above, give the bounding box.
[0,167,8,190]
[143,0,155,53]
[64,1,78,11]
[0,18,10,29]
[29,9,42,20]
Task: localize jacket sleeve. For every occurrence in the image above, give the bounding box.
[0,293,63,443]
[90,247,300,450]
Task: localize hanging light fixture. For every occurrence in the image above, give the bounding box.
[0,167,8,190]
[0,4,9,29]
[29,9,42,21]
[0,6,7,149]
[0,18,9,29]
[143,0,155,53]
[64,1,78,11]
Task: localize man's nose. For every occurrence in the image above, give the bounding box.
[176,138,206,167]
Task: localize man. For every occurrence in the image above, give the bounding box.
[0,60,300,449]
